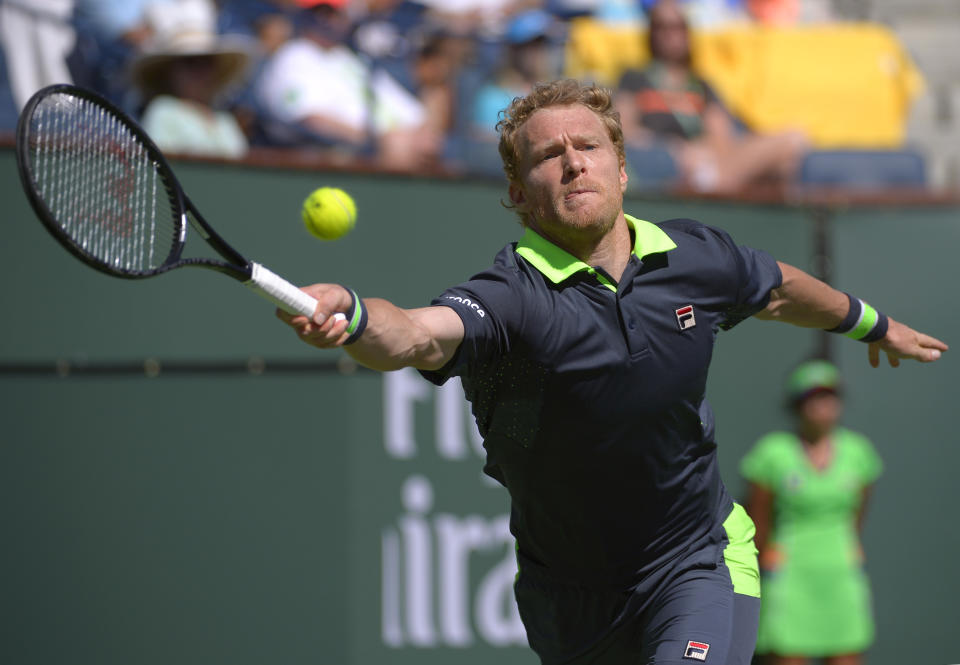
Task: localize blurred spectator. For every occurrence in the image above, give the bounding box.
[73,0,259,114]
[0,0,75,110]
[615,0,807,193]
[73,0,152,45]
[459,8,562,175]
[592,0,645,25]
[471,9,562,136]
[412,28,469,155]
[130,0,255,158]
[641,0,835,27]
[71,0,155,106]
[415,0,536,38]
[745,0,798,24]
[741,359,881,665]
[349,0,431,88]
[214,0,305,143]
[348,0,472,147]
[744,0,835,24]
[218,1,301,55]
[638,0,748,28]
[544,0,601,19]
[255,0,443,170]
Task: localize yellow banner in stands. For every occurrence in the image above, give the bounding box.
[564,20,924,148]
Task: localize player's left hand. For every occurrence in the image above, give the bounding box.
[868,317,948,367]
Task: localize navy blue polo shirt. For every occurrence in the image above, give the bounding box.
[420,215,781,589]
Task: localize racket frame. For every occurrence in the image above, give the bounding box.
[16,84,252,282]
[15,84,324,319]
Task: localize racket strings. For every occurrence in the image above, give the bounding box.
[27,93,180,273]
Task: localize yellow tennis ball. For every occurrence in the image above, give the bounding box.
[302,187,357,240]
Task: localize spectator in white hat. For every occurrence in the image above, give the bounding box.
[131,0,257,158]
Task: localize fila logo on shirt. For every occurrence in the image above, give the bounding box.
[683,640,710,661]
[676,305,696,330]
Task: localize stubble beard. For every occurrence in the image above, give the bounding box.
[555,186,622,239]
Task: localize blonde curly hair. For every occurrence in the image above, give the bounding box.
[496,79,626,226]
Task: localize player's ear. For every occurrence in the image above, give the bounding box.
[509,182,528,211]
[619,158,629,193]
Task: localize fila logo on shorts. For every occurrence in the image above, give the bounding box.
[676,305,696,330]
[683,640,710,661]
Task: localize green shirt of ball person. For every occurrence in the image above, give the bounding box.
[743,360,882,665]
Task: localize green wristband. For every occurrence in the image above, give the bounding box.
[339,286,367,345]
[828,293,888,343]
[846,302,879,340]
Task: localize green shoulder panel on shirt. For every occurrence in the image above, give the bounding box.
[515,215,677,292]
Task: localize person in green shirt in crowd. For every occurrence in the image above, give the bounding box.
[741,360,881,665]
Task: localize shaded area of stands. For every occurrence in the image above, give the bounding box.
[0,1,957,194]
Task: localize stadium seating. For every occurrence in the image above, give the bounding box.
[797,149,927,190]
[625,145,680,192]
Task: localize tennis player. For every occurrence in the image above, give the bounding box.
[276,79,946,665]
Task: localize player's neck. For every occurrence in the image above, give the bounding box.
[583,215,632,283]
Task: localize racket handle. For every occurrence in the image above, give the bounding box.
[245,262,346,323]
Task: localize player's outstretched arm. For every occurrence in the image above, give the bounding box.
[755,262,948,367]
[275,283,465,372]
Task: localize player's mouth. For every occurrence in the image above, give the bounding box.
[564,188,595,201]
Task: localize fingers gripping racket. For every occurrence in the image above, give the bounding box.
[16,84,329,320]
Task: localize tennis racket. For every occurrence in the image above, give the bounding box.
[15,83,331,320]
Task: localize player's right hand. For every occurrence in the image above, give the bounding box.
[275,283,353,348]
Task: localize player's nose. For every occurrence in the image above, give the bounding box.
[562,146,586,178]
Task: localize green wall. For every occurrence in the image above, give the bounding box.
[1,148,957,664]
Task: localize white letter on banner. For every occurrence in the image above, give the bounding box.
[384,368,430,459]
[400,475,436,646]
[381,528,403,647]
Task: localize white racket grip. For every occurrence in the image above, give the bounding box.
[245,262,317,316]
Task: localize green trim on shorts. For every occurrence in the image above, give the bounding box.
[723,503,761,598]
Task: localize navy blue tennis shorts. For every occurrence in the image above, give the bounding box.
[515,551,760,665]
